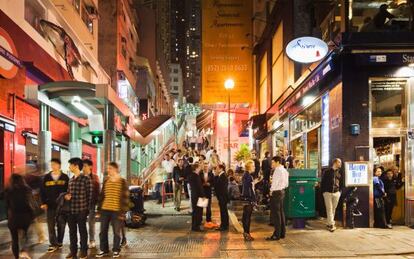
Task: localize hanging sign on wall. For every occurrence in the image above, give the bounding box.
[286,37,328,64]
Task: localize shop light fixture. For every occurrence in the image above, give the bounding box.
[302,96,315,106]
[388,123,396,128]
[72,96,93,116]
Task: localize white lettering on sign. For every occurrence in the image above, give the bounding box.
[403,54,414,64]
[286,37,329,64]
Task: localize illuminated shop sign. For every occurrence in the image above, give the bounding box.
[286,37,329,64]
[321,93,329,167]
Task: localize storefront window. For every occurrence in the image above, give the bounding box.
[291,137,305,169]
[370,78,405,128]
[290,99,322,138]
[350,0,412,32]
[272,128,285,156]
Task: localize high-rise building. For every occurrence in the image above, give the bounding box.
[170,0,201,103]
[169,63,183,105]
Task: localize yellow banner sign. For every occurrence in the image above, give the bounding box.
[201,0,253,104]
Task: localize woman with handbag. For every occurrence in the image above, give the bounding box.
[5,173,36,259]
[241,160,256,241]
[373,167,387,228]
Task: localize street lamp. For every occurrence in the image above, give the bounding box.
[224,78,234,168]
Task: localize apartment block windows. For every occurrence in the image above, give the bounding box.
[272,22,284,103]
[24,0,46,35]
[259,52,268,114]
[121,36,127,59]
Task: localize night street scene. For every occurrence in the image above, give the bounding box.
[3,0,414,258]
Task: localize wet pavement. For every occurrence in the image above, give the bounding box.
[1,199,414,258]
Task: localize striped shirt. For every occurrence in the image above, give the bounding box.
[101,178,122,211]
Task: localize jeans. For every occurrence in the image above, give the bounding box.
[174,183,183,209]
[242,204,253,233]
[88,208,96,242]
[270,190,286,238]
[68,211,88,255]
[187,183,192,212]
[99,210,123,253]
[47,208,66,246]
[323,192,341,226]
[154,183,163,202]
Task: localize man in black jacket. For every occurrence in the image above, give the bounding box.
[252,153,261,179]
[188,162,205,231]
[214,164,229,231]
[40,158,69,253]
[173,159,186,211]
[321,158,342,232]
[200,161,214,223]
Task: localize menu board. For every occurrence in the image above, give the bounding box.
[345,162,370,187]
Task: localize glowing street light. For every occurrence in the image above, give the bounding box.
[224,78,234,167]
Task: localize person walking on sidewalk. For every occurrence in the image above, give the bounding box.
[83,159,100,249]
[200,161,214,224]
[5,173,36,259]
[321,158,342,232]
[214,164,229,231]
[241,160,256,241]
[96,162,130,258]
[188,162,205,231]
[266,156,289,241]
[173,159,185,211]
[383,167,404,228]
[40,158,69,253]
[373,166,387,228]
[66,157,93,259]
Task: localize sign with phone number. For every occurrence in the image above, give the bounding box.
[345,161,370,187]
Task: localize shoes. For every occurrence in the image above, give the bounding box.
[329,225,337,232]
[47,246,58,253]
[121,239,127,248]
[265,235,280,241]
[19,251,31,259]
[386,224,393,229]
[177,207,181,212]
[66,253,77,259]
[243,233,254,241]
[96,251,109,258]
[89,241,96,249]
[215,227,229,232]
[113,251,120,258]
[57,243,63,249]
[79,251,88,259]
[268,223,274,226]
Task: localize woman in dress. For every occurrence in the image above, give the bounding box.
[241,160,256,241]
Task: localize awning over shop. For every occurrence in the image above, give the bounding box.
[25,81,133,125]
[131,115,173,145]
[250,113,267,129]
[196,110,213,130]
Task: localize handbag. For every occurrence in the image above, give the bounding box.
[374,197,384,208]
[28,192,43,217]
[197,197,209,208]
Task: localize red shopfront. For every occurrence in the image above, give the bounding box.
[0,10,98,211]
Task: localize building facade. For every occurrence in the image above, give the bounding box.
[252,0,414,228]
[169,63,183,106]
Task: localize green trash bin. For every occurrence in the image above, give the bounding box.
[284,169,318,219]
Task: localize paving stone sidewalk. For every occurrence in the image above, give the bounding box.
[0,199,414,258]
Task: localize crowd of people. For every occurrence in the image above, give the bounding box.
[4,158,128,259]
[3,142,405,258]
[155,145,290,241]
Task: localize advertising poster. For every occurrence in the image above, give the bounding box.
[201,0,253,104]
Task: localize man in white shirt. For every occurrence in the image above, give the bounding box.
[162,155,176,177]
[266,156,289,241]
[205,147,214,161]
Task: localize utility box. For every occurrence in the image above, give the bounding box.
[284,169,318,218]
